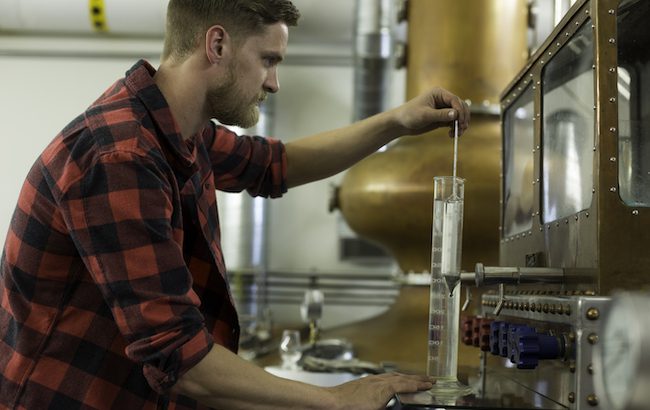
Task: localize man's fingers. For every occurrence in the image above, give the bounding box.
[382,373,434,394]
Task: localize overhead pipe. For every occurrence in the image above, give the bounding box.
[0,0,167,36]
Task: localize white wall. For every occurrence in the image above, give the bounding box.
[0,52,151,242]
[0,35,406,276]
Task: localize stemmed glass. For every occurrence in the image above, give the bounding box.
[279,330,302,370]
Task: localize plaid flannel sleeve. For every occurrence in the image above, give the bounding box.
[205,123,287,198]
[57,150,213,394]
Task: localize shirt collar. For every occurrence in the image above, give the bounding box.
[124,59,197,167]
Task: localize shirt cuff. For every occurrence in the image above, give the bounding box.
[142,327,214,394]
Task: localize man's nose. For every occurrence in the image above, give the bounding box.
[264,68,280,93]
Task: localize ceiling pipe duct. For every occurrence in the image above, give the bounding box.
[0,0,167,36]
[352,0,396,121]
[0,1,358,65]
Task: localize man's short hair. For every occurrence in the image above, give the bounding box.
[162,0,300,61]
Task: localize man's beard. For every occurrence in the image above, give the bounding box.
[207,67,264,129]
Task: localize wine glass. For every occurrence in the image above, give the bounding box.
[279,329,302,370]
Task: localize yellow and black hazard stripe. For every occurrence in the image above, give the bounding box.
[89,0,109,33]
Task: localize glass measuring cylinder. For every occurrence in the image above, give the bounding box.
[427,176,472,396]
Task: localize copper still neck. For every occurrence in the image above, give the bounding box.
[337,0,529,272]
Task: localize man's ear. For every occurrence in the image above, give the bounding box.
[205,25,228,64]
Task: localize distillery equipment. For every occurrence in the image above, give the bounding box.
[330,0,528,375]
[398,0,650,408]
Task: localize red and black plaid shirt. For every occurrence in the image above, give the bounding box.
[0,60,287,410]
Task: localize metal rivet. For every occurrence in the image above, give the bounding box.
[586,308,600,320]
[569,392,576,403]
[609,67,616,73]
[609,97,617,103]
[569,361,576,373]
[588,333,599,344]
[585,212,589,218]
[610,127,617,133]
[610,157,617,162]
[592,64,596,70]
[609,38,616,44]
[556,42,561,47]
[609,187,617,192]
[608,9,615,14]
[587,364,594,374]
[540,60,544,65]
[587,394,599,406]
[632,210,639,216]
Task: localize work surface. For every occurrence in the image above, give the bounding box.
[396,368,565,410]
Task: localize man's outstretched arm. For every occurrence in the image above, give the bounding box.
[173,343,433,410]
[284,87,470,187]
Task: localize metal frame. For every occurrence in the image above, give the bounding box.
[498,0,650,294]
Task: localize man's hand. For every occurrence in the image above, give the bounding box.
[326,372,433,410]
[392,87,470,138]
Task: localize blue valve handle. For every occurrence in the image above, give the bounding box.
[510,326,561,369]
[488,321,563,369]
[489,321,502,355]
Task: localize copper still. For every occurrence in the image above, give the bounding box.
[337,0,529,273]
[327,0,529,372]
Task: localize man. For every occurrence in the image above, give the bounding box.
[0,1,470,409]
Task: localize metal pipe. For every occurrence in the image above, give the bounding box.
[218,96,275,332]
[352,0,395,121]
[474,262,565,287]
